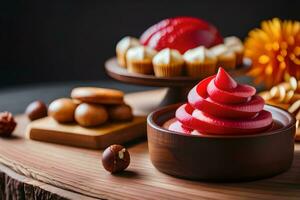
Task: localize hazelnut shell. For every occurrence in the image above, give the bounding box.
[102,144,130,173]
[0,112,17,137]
[25,101,48,121]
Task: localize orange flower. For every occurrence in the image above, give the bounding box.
[245,18,300,88]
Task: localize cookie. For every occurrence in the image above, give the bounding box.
[71,87,124,105]
[108,104,133,121]
[48,98,77,123]
[75,103,108,127]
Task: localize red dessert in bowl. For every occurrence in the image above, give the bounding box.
[147,68,296,181]
[171,68,273,135]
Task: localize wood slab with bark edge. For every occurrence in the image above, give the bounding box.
[0,164,97,200]
[0,90,300,200]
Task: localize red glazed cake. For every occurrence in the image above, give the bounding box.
[140,16,223,54]
[169,67,273,135]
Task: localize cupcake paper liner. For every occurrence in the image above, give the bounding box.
[185,62,217,78]
[217,57,236,70]
[153,63,183,77]
[116,50,127,68]
[127,60,154,75]
[235,51,244,66]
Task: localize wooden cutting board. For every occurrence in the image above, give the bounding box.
[24,89,169,149]
[26,116,146,149]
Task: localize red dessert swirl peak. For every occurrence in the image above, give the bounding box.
[214,67,237,90]
[169,67,273,135]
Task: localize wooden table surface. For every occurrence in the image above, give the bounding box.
[1,89,300,200]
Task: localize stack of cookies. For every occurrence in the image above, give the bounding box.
[115,36,244,78]
[48,87,133,127]
[259,77,300,140]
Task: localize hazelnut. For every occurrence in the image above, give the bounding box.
[0,112,17,137]
[25,101,48,121]
[102,144,130,173]
[108,104,133,121]
[75,103,108,127]
[48,98,77,123]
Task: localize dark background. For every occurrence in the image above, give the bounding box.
[1,0,299,87]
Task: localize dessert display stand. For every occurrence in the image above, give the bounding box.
[105,57,248,107]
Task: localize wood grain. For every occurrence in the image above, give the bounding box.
[26,116,146,149]
[0,90,300,200]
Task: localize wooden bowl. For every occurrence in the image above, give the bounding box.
[147,104,296,181]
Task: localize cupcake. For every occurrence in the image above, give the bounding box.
[230,45,244,66]
[224,36,243,47]
[224,36,244,66]
[126,46,157,74]
[152,48,184,77]
[183,46,217,78]
[116,36,140,67]
[210,44,236,70]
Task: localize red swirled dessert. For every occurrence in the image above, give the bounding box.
[169,67,273,135]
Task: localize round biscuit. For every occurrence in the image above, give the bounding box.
[71,87,124,104]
